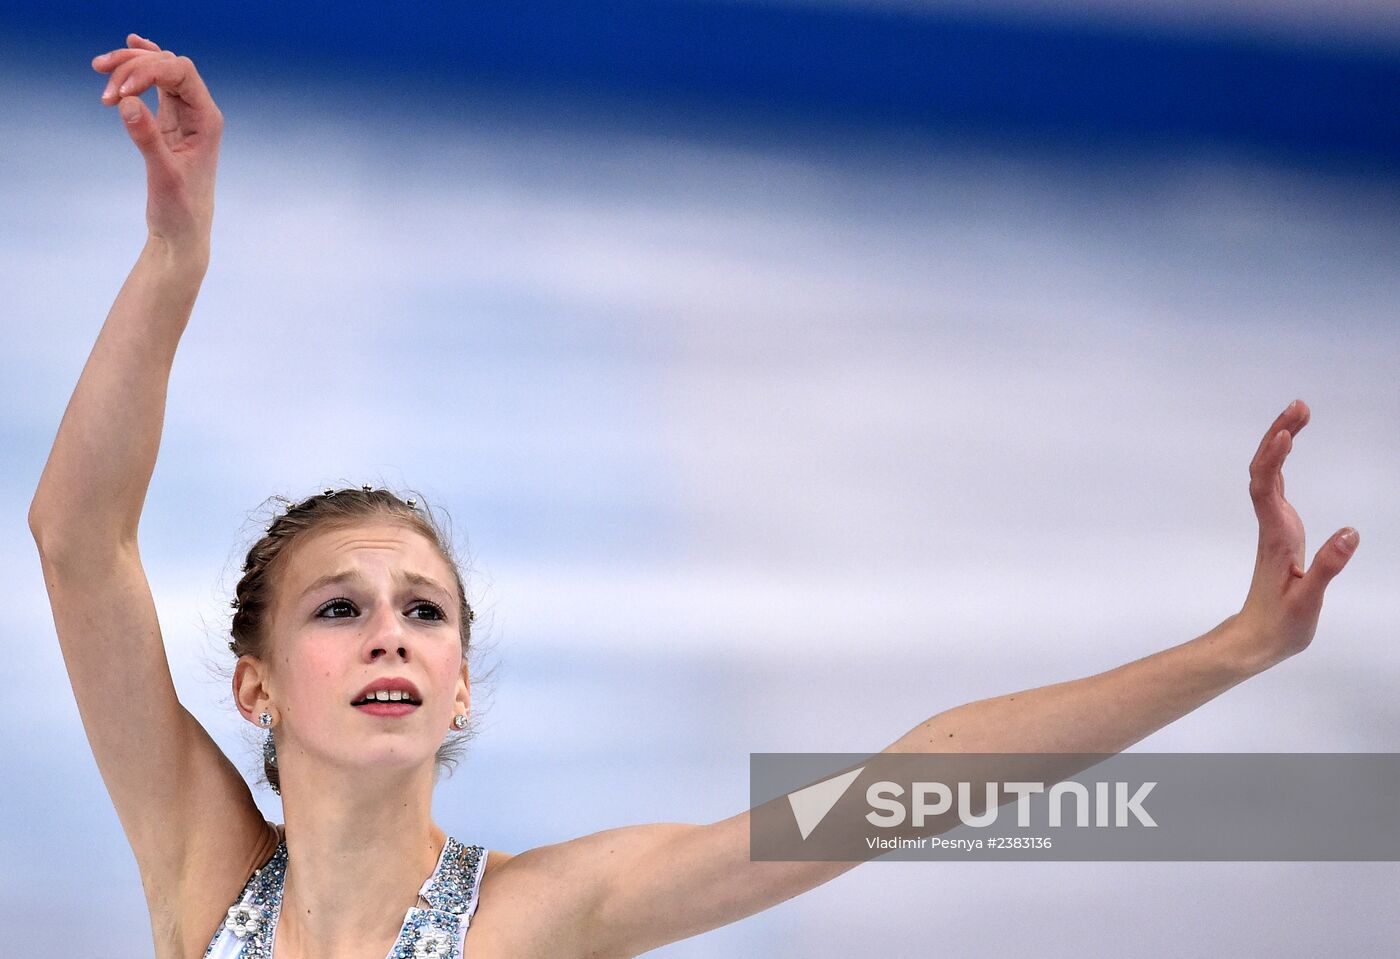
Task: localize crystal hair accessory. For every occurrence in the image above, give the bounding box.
[256,484,421,534]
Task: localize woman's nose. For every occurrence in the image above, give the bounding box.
[364,606,412,660]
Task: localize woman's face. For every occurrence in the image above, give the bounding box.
[253,520,469,779]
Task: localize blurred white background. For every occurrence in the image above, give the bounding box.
[3,2,1398,954]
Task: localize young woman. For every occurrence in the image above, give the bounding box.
[28,32,1360,959]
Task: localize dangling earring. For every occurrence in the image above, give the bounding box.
[259,710,281,795]
[262,731,281,796]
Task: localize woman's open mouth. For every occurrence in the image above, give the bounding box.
[351,692,422,718]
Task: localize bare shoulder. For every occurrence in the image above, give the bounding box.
[465,832,618,959]
[478,828,623,896]
[481,846,516,875]
[468,814,847,959]
[467,826,695,959]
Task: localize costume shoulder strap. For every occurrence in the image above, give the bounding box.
[419,838,489,920]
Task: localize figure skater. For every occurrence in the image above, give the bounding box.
[28,33,1360,959]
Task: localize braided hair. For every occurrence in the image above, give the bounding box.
[228,484,479,794]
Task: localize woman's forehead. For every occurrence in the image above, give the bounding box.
[287,524,454,594]
[299,521,431,554]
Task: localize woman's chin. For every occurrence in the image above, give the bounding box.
[325,743,439,777]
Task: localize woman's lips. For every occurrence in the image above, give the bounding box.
[353,702,419,718]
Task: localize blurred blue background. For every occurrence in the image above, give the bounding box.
[3,1,1399,955]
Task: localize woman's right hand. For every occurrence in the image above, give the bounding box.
[93,34,223,254]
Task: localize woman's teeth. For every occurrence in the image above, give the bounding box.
[354,691,419,704]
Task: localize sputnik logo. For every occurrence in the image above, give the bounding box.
[786,766,864,840]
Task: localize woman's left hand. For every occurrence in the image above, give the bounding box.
[1231,399,1358,672]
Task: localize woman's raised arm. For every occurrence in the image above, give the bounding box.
[29,33,221,541]
[27,35,275,956]
[488,400,1361,959]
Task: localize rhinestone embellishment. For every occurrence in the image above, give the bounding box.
[412,926,455,958]
[223,902,264,938]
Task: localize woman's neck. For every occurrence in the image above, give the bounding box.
[274,759,446,958]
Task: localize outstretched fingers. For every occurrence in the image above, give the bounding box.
[1248,399,1308,518]
[1236,400,1356,663]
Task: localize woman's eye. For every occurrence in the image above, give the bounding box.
[319,598,355,617]
[410,602,446,621]
[316,598,444,621]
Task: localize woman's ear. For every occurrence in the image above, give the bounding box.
[233,656,272,722]
[457,662,472,716]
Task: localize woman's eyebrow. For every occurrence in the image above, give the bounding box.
[299,568,453,602]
